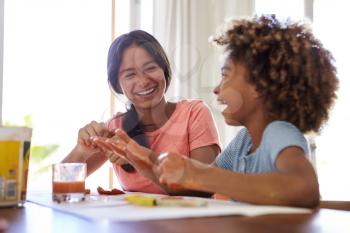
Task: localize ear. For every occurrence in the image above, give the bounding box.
[249,85,260,99]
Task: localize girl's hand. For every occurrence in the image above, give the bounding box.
[92,129,155,179]
[91,135,130,165]
[155,152,210,190]
[76,121,113,156]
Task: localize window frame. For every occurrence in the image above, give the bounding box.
[0,0,4,125]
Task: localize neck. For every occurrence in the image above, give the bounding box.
[244,109,272,153]
[135,98,175,131]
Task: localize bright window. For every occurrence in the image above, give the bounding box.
[312,0,350,200]
[3,0,154,193]
[3,0,112,191]
[255,0,304,20]
[255,0,350,200]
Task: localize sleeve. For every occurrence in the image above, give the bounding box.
[215,128,247,171]
[106,112,124,131]
[264,121,309,163]
[188,101,221,151]
[215,142,234,170]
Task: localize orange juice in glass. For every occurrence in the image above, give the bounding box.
[52,163,86,203]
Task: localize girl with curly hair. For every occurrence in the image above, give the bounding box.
[94,15,338,207]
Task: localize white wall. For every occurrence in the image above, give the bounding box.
[152,0,254,146]
[0,0,4,125]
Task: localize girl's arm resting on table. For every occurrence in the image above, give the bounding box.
[188,146,319,207]
[145,170,214,197]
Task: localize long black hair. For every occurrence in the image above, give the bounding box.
[107,30,172,171]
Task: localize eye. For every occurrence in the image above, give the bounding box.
[144,66,157,73]
[124,72,136,79]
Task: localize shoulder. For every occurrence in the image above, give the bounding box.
[176,99,209,111]
[106,112,125,130]
[175,99,212,117]
[262,121,309,156]
[264,121,306,141]
[177,100,215,125]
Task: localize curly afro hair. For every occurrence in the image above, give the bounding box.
[213,15,338,133]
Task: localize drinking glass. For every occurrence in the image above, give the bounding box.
[52,163,86,203]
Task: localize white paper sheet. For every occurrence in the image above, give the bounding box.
[27,192,312,222]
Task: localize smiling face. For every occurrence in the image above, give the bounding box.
[118,45,167,110]
[213,58,260,126]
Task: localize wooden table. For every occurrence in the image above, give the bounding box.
[0,201,349,233]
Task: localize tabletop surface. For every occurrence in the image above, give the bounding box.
[1,201,350,233]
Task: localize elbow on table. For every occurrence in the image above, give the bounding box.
[289,180,320,208]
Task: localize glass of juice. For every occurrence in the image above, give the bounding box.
[52,163,86,203]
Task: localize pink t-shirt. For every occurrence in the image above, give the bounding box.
[108,99,220,194]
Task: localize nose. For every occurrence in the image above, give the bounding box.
[213,84,219,95]
[138,72,151,86]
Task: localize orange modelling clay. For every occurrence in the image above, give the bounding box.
[97,186,124,195]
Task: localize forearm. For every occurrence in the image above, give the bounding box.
[63,146,107,176]
[161,145,218,197]
[142,169,212,197]
[62,146,87,163]
[157,182,213,198]
[167,189,213,198]
[190,166,319,207]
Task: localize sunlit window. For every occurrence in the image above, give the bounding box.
[255,0,350,200]
[255,0,304,20]
[3,0,154,193]
[3,0,112,191]
[313,0,350,200]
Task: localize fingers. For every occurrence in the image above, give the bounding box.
[150,152,167,177]
[78,121,112,147]
[114,129,131,144]
[113,130,153,165]
[106,152,129,165]
[153,153,187,187]
[92,137,116,152]
[153,152,168,164]
[92,137,128,160]
[109,140,128,157]
[94,129,155,177]
[114,157,129,166]
[155,153,173,176]
[92,128,131,154]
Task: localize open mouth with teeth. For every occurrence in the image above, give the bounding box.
[217,103,227,113]
[216,99,227,111]
[135,87,157,96]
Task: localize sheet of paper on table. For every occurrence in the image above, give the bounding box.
[27,192,312,222]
